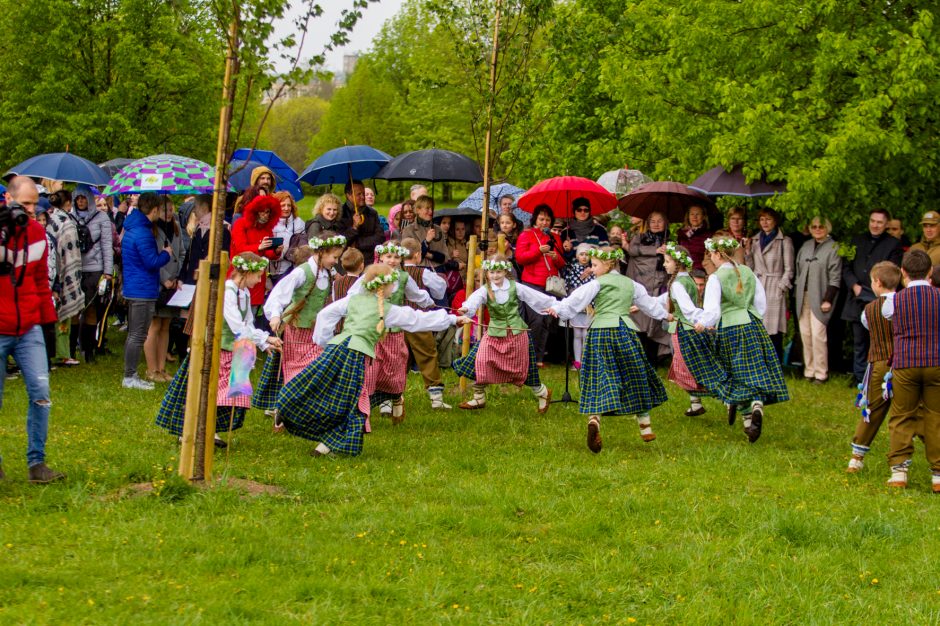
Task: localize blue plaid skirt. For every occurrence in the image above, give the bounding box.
[452,332,540,387]
[275,338,368,456]
[251,351,283,411]
[675,325,715,396]
[579,321,668,416]
[154,354,246,436]
[693,316,790,406]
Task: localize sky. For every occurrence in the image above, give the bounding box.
[273,0,406,73]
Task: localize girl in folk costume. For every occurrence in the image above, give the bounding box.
[452,256,557,412]
[254,234,346,429]
[560,243,596,369]
[693,236,789,443]
[546,247,669,453]
[155,253,283,445]
[656,243,712,417]
[276,264,469,457]
[346,243,438,427]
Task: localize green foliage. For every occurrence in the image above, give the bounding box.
[255,96,330,171]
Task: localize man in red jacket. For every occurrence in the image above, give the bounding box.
[1,177,64,483]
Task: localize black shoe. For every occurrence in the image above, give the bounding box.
[28,463,66,484]
[727,403,737,426]
[746,405,763,443]
[685,406,706,417]
[213,436,228,449]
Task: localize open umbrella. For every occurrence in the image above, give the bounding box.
[230,148,303,199]
[5,152,110,187]
[103,154,230,195]
[229,159,303,200]
[596,168,652,198]
[433,206,496,220]
[99,158,135,177]
[375,149,483,183]
[457,182,526,212]
[688,164,787,197]
[517,176,617,219]
[618,181,716,223]
[298,145,392,186]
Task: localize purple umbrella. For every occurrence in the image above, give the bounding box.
[689,165,787,197]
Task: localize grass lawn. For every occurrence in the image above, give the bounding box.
[1,344,938,624]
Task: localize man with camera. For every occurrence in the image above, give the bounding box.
[0,176,64,483]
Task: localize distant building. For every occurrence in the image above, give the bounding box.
[343,54,359,78]
[261,77,335,105]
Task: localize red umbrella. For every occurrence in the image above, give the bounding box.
[618,181,716,224]
[517,176,617,218]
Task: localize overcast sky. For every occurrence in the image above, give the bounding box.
[273,0,406,73]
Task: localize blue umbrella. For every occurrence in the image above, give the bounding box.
[0,184,5,195]
[457,182,526,212]
[228,159,303,200]
[4,152,110,186]
[230,148,303,200]
[298,145,392,186]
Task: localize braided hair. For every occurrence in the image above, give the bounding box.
[664,244,693,315]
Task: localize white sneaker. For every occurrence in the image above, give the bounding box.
[379,400,393,416]
[123,375,155,390]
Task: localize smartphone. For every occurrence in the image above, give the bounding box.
[269,237,284,247]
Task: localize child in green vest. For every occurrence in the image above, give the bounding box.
[693,236,789,443]
[656,243,712,417]
[453,255,557,412]
[156,252,283,445]
[276,263,469,457]
[547,246,669,453]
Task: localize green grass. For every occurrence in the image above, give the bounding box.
[1,345,938,624]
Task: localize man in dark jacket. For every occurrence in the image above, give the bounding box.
[339,180,385,262]
[841,208,904,383]
[0,177,64,483]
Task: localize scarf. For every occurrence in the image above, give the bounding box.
[417,217,434,228]
[568,216,595,242]
[759,228,778,251]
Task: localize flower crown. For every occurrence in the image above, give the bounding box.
[663,242,693,268]
[231,255,269,273]
[588,248,625,261]
[375,243,410,258]
[482,260,513,272]
[364,269,400,292]
[309,235,347,250]
[704,237,740,253]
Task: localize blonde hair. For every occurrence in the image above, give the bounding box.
[870,261,901,290]
[664,244,693,314]
[400,237,422,260]
[710,234,744,293]
[360,263,394,333]
[340,247,365,274]
[231,251,266,277]
[483,253,512,301]
[414,195,435,213]
[593,246,620,272]
[313,193,342,218]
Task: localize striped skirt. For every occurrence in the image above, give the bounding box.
[452,331,540,387]
[693,315,790,407]
[155,354,246,436]
[281,325,323,383]
[668,327,712,394]
[275,338,369,456]
[251,351,282,411]
[579,321,668,416]
[365,331,409,395]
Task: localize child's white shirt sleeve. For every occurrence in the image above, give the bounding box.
[632,281,667,320]
[385,305,456,333]
[263,265,305,320]
[421,268,447,300]
[670,281,702,325]
[405,276,435,308]
[461,286,489,317]
[313,296,349,347]
[516,282,559,313]
[553,281,601,321]
[753,277,768,317]
[882,291,897,320]
[699,275,723,328]
[224,285,269,350]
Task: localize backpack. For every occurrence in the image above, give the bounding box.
[70,212,100,254]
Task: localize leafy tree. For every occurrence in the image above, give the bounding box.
[258,96,330,171]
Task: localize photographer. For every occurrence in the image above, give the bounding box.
[72,185,114,362]
[0,177,65,483]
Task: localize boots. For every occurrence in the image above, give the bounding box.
[887,462,910,488]
[459,384,486,410]
[428,386,452,410]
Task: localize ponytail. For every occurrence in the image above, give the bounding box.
[665,273,677,314]
[722,251,744,294]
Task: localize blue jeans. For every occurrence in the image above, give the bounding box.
[0,325,51,467]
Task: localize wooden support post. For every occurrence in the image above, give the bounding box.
[459,234,478,393]
[202,252,229,480]
[179,260,211,479]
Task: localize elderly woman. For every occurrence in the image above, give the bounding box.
[746,208,795,360]
[676,205,713,270]
[626,210,671,363]
[794,217,842,384]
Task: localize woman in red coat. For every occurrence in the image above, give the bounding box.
[514,204,566,365]
[230,195,281,307]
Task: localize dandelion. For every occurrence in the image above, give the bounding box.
[871,578,879,585]
[628,619,637,624]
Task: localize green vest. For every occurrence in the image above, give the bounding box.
[667,273,698,333]
[386,271,409,333]
[284,263,330,329]
[716,265,761,327]
[591,273,639,330]
[221,283,251,351]
[329,293,383,357]
[486,280,528,337]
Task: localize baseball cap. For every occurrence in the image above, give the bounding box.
[921,211,939,225]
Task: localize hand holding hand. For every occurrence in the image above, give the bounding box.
[266,336,283,351]
[545,308,559,318]
[454,315,472,327]
[694,322,706,333]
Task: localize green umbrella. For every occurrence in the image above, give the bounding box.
[103,154,232,195]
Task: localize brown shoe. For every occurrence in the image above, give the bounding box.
[587,419,602,454]
[537,387,551,414]
[685,406,706,417]
[28,463,65,484]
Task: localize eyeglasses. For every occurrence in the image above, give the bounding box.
[574,207,590,213]
[809,224,825,229]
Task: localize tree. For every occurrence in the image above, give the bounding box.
[259,96,330,171]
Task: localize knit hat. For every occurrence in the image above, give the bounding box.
[250,166,276,188]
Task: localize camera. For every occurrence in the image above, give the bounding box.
[0,200,29,275]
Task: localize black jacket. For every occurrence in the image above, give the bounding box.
[339,201,385,262]
[841,231,903,321]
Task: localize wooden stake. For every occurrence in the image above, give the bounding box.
[479,0,502,240]
[179,259,211,479]
[203,252,230,479]
[459,234,478,393]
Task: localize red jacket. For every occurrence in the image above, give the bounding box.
[230,195,279,305]
[0,219,57,336]
[515,227,566,288]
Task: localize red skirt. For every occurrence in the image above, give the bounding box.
[282,325,323,383]
[217,350,251,408]
[365,332,409,395]
[668,332,704,393]
[475,332,530,386]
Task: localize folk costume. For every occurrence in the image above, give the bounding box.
[401,261,451,409]
[276,272,459,457]
[452,261,556,412]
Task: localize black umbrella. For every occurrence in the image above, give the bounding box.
[374,149,483,184]
[99,158,135,177]
[688,165,787,197]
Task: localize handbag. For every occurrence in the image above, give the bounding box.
[541,234,566,297]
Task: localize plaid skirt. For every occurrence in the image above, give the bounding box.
[693,316,790,406]
[282,325,323,383]
[275,338,368,456]
[366,331,408,395]
[155,354,246,435]
[251,351,283,411]
[452,331,538,387]
[579,321,668,416]
[668,327,712,394]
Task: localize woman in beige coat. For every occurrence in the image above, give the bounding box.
[794,217,842,383]
[747,208,794,360]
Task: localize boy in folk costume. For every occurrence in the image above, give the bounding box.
[847,261,901,473]
[882,250,940,491]
[693,236,789,443]
[346,243,439,426]
[656,243,712,417]
[547,247,669,453]
[156,253,283,446]
[400,237,452,409]
[276,264,469,457]
[452,256,556,413]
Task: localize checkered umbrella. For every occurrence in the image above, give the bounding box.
[103,154,231,195]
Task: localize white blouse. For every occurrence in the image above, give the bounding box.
[347,274,434,309]
[263,258,331,321]
[313,296,457,347]
[404,264,447,300]
[654,273,704,326]
[698,263,768,328]
[552,276,666,322]
[224,280,270,349]
[460,280,559,317]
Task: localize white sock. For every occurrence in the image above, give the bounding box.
[315,443,331,455]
